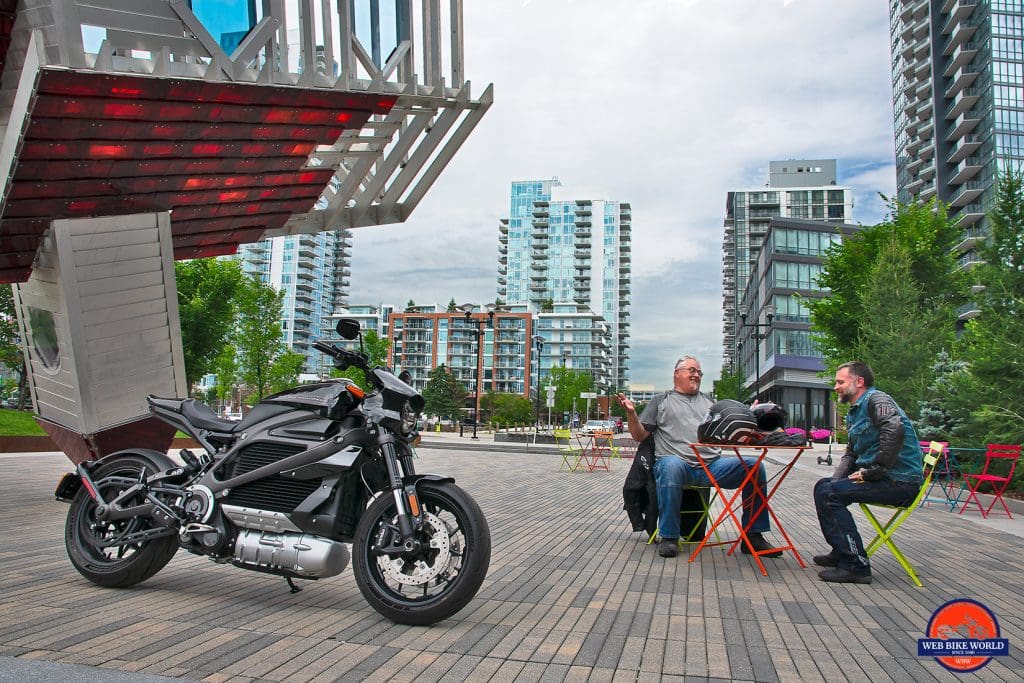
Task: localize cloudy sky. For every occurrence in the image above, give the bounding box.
[345,0,898,388]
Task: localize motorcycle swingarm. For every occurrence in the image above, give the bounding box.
[93,525,179,548]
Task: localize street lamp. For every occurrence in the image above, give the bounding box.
[532,334,544,426]
[460,302,500,439]
[739,303,775,403]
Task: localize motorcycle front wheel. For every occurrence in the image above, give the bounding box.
[64,455,179,588]
[353,480,490,625]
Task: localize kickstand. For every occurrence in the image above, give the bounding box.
[285,577,302,594]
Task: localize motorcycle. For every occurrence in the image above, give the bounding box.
[54,318,491,625]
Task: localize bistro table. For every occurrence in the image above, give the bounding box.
[576,430,613,471]
[686,443,808,576]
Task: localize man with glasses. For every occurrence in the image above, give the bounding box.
[616,356,783,559]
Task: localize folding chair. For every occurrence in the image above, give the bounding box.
[859,442,942,587]
[919,441,952,509]
[957,444,1021,519]
[554,429,584,472]
[646,487,721,546]
[586,430,613,470]
[617,438,639,460]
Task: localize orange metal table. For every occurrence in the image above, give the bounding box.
[686,444,808,576]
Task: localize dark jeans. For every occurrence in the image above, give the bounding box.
[813,477,920,572]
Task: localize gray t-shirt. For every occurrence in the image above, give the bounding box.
[639,390,719,466]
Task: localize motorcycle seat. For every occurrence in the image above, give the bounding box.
[149,396,238,432]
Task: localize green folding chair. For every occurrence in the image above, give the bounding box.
[554,429,584,472]
[646,487,721,546]
[859,441,942,587]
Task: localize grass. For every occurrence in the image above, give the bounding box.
[0,408,46,436]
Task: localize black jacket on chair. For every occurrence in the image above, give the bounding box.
[622,436,709,541]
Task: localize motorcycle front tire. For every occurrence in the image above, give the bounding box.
[353,480,490,625]
[64,454,179,588]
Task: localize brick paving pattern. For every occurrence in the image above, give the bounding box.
[0,444,1022,682]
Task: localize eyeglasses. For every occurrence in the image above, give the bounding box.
[676,367,704,378]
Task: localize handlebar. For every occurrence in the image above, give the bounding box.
[312,341,368,372]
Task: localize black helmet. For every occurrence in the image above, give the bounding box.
[751,402,787,431]
[698,399,760,444]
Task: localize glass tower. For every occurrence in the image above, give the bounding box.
[722,160,853,370]
[889,0,1024,321]
[498,179,631,390]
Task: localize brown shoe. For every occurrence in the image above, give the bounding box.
[741,533,783,558]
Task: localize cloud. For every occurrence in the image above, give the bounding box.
[347,0,896,388]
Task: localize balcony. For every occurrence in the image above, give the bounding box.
[917,99,933,121]
[919,160,935,181]
[946,133,982,163]
[903,96,919,119]
[949,180,984,207]
[941,0,978,34]
[953,226,986,252]
[944,63,980,99]
[943,18,978,53]
[946,85,981,120]
[905,135,924,155]
[905,156,924,175]
[949,156,983,185]
[914,36,930,60]
[912,15,930,40]
[916,79,931,101]
[905,177,925,195]
[946,109,981,141]
[918,120,934,140]
[919,179,937,201]
[953,203,984,227]
[943,42,977,76]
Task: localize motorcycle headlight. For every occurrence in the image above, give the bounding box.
[399,400,419,435]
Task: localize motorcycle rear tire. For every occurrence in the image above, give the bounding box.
[353,480,490,625]
[64,455,179,588]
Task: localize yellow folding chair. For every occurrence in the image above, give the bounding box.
[858,441,942,587]
[554,429,584,472]
[646,487,721,546]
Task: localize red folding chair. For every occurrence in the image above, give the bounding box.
[957,444,1020,519]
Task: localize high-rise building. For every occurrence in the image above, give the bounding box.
[498,179,631,390]
[722,160,853,370]
[237,230,352,378]
[738,217,861,430]
[889,0,1021,318]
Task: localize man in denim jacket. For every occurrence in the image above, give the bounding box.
[812,361,923,584]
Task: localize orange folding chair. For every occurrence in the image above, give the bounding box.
[957,444,1020,519]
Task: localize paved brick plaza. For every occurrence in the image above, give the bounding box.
[0,441,1022,682]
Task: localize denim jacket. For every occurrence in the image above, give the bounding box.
[837,387,922,484]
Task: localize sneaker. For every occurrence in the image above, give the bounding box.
[818,567,872,584]
[813,552,840,567]
[741,533,783,558]
[658,539,679,558]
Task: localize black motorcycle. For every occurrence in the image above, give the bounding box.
[55,318,490,625]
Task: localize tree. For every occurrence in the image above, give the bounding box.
[175,259,245,388]
[0,285,28,408]
[849,235,956,419]
[956,167,1024,448]
[481,391,534,426]
[541,366,595,420]
[446,298,458,313]
[233,275,289,402]
[334,329,390,391]
[808,199,966,366]
[422,364,467,421]
[405,299,416,312]
[915,350,970,441]
[540,298,554,313]
[267,349,306,396]
[211,345,238,413]
[712,364,745,401]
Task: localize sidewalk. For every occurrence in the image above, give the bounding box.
[0,443,1022,682]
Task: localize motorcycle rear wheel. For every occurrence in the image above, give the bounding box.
[64,455,179,588]
[353,481,490,625]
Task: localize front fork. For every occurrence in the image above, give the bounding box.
[379,433,423,551]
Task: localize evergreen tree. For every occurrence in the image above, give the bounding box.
[915,350,969,441]
[809,199,966,366]
[422,364,467,421]
[850,235,955,419]
[956,167,1024,446]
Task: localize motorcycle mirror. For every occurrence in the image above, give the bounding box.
[335,318,361,340]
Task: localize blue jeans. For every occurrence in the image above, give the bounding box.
[653,454,771,540]
[813,477,920,572]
